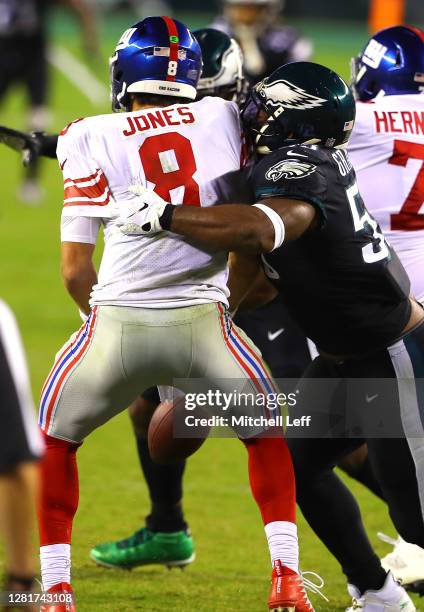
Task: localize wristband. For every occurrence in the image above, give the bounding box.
[252,203,285,251]
[159,204,176,231]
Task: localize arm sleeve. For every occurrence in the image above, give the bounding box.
[60,214,101,244]
[57,120,112,218]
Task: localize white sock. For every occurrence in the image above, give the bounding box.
[265,521,299,573]
[40,544,71,590]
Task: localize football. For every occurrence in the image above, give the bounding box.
[148,396,211,464]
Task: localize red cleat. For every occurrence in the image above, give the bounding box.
[268,561,315,612]
[40,582,75,612]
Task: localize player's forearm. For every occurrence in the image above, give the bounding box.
[169,205,275,253]
[61,264,97,315]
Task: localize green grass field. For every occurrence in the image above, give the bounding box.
[0,10,422,611]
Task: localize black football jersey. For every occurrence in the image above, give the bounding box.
[210,17,311,83]
[250,144,411,355]
[0,0,48,38]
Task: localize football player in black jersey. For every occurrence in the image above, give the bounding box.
[123,61,424,611]
[211,0,313,83]
[0,0,98,203]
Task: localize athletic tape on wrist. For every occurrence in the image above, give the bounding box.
[252,203,285,251]
[159,204,176,230]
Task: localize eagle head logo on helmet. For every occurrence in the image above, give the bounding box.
[265,159,317,182]
[257,79,327,110]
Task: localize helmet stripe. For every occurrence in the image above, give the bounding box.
[162,15,180,82]
[405,25,424,43]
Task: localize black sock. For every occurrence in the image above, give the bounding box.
[136,433,187,533]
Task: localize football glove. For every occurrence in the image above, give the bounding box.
[116,186,170,236]
[0,125,58,165]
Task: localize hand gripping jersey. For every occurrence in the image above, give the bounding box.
[251,144,411,355]
[57,97,243,309]
[349,94,424,302]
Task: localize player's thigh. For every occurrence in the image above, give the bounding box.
[39,307,140,443]
[287,355,365,482]
[288,356,348,437]
[193,303,274,388]
[187,304,278,435]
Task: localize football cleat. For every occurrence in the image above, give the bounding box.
[378,532,424,595]
[90,527,195,570]
[268,561,328,611]
[40,582,75,612]
[346,572,416,612]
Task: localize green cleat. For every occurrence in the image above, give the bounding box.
[89,527,195,570]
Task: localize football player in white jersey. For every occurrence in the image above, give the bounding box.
[348,24,424,593]
[350,25,424,302]
[36,17,314,612]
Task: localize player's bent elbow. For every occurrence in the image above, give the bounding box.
[61,263,92,294]
[237,230,274,253]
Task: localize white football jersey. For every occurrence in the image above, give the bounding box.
[57,97,243,308]
[348,94,424,302]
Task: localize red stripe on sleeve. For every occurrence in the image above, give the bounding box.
[60,118,84,137]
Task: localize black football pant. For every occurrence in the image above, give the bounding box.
[136,386,187,533]
[287,322,424,592]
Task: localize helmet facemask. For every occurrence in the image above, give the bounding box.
[241,89,291,154]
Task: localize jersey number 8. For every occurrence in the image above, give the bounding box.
[139,132,200,206]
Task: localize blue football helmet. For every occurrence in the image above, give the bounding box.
[352,25,424,101]
[110,16,202,112]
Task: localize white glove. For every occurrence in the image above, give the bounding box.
[116,185,169,236]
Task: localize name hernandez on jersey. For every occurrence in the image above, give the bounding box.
[349,94,424,303]
[250,144,411,355]
[57,97,243,309]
